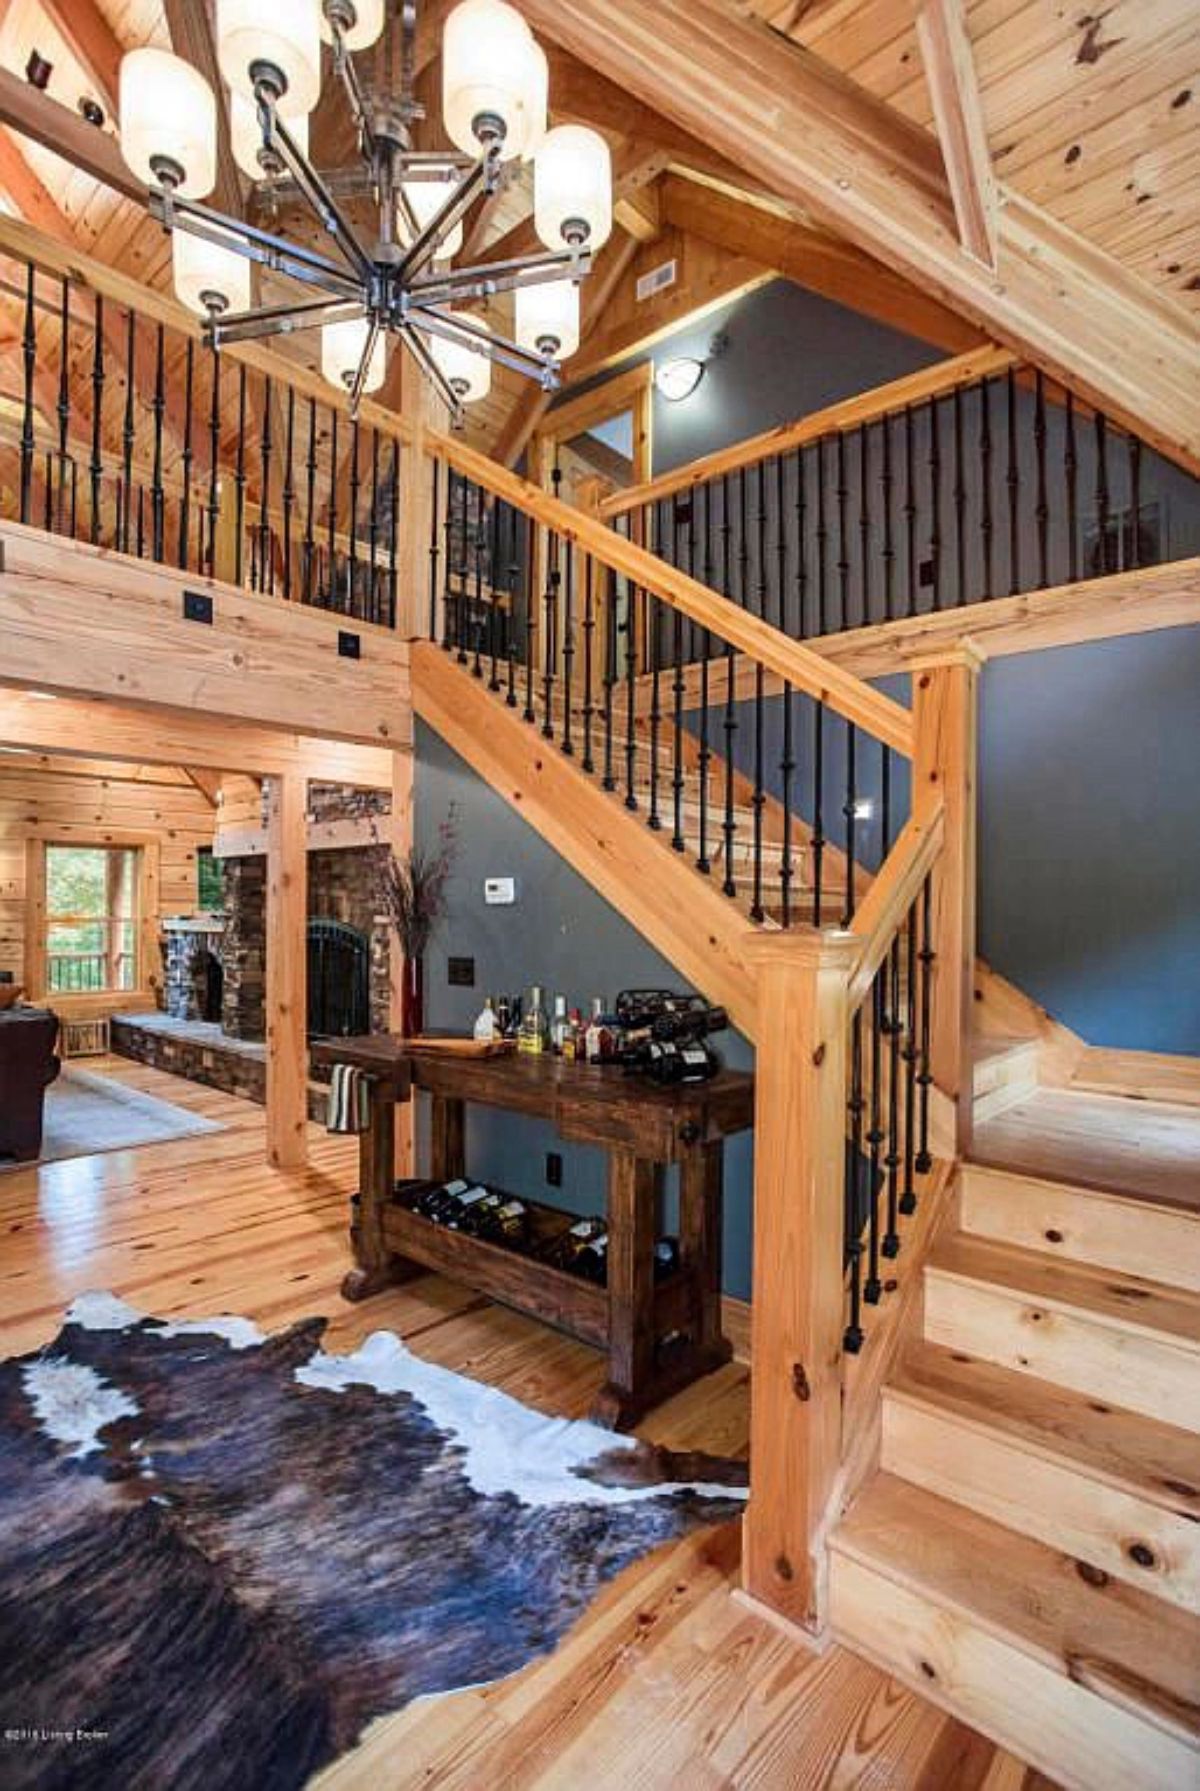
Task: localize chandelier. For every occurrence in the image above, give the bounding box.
[118,0,612,422]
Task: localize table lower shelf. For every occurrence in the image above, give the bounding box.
[378,1201,695,1354]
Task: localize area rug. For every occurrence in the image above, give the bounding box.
[4,1066,222,1169]
[0,1294,747,1790]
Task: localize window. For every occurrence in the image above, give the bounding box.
[197,847,223,911]
[44,845,140,995]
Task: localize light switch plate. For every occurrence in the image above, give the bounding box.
[484,876,516,906]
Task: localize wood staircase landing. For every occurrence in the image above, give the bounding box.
[830,1136,1200,1791]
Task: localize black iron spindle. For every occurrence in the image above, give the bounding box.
[283,387,297,602]
[523,510,537,723]
[233,364,247,586]
[858,423,871,625]
[842,723,858,927]
[206,349,221,575]
[624,562,638,811]
[883,933,902,1257]
[1065,390,1078,582]
[928,395,941,610]
[89,291,104,545]
[811,701,826,927]
[816,439,829,634]
[1006,366,1019,594]
[1128,433,1142,569]
[980,376,994,596]
[348,413,360,616]
[561,528,575,753]
[19,261,36,525]
[121,309,135,554]
[900,901,918,1215]
[864,971,884,1303]
[150,322,165,561]
[601,564,616,788]
[327,408,338,611]
[835,431,849,630]
[780,681,794,927]
[55,277,70,535]
[1034,369,1048,588]
[647,593,662,829]
[1095,411,1110,573]
[697,480,712,873]
[581,545,595,769]
[916,871,935,1174]
[844,1009,866,1354]
[881,416,895,621]
[304,398,318,604]
[953,384,966,605]
[473,478,485,680]
[721,476,738,896]
[177,339,194,570]
[387,434,400,627]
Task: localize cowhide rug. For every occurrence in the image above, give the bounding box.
[0,1293,746,1791]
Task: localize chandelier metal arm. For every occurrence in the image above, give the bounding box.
[205,295,364,349]
[326,24,376,162]
[407,248,590,307]
[260,96,375,286]
[397,321,466,421]
[408,304,557,387]
[391,146,501,287]
[153,192,366,299]
[348,312,383,412]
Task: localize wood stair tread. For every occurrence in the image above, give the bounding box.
[972,1087,1200,1215]
[928,1233,1200,1351]
[891,1339,1200,1518]
[832,1473,1200,1748]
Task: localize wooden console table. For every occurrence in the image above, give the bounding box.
[311,1036,754,1428]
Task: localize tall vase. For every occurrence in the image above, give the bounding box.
[399,954,424,1039]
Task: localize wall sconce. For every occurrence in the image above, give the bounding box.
[654,356,705,403]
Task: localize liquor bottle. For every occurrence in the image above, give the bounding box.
[518,984,550,1055]
[551,994,570,1055]
[473,997,498,1042]
[414,1177,470,1219]
[561,1007,585,1063]
[443,1184,493,1229]
[576,1227,609,1284]
[585,997,613,1063]
[458,1190,503,1235]
[479,1197,529,1246]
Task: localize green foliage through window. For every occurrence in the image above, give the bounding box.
[45,844,139,995]
[197,847,223,911]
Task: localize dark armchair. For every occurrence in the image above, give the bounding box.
[0,1007,61,1162]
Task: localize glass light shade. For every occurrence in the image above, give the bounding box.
[431,319,492,404]
[534,125,612,251]
[172,228,252,317]
[514,280,579,360]
[318,0,385,51]
[520,40,548,161]
[216,0,322,116]
[400,179,464,259]
[654,357,705,402]
[230,92,309,180]
[119,48,216,198]
[321,317,386,393]
[442,0,541,162]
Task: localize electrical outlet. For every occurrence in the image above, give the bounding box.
[447,956,475,987]
[337,630,361,659]
[183,591,213,624]
[545,1151,563,1188]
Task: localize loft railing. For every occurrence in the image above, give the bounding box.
[427,433,915,930]
[0,215,408,627]
[601,346,1192,645]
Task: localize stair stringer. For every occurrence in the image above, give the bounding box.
[413,641,761,1038]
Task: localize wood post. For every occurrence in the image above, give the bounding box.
[393,356,441,641]
[386,745,416,1175]
[912,644,981,1154]
[264,772,308,1169]
[742,928,859,1638]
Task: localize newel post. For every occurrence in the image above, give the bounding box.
[742,928,859,1639]
[265,771,308,1170]
[393,356,441,641]
[911,643,981,1154]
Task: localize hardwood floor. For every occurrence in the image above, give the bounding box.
[1,1056,1056,1790]
[973,1086,1200,1212]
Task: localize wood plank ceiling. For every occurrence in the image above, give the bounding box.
[0,0,1194,465]
[742,0,1200,319]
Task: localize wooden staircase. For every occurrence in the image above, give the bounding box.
[829,1143,1200,1791]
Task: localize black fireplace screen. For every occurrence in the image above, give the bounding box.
[307,920,370,1038]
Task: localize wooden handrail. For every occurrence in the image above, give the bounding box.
[0,212,414,447]
[845,802,945,1012]
[599,345,1017,519]
[429,429,916,758]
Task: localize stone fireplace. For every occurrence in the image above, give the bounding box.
[162,918,226,1023]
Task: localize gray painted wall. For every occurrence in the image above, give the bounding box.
[415,276,1200,1301]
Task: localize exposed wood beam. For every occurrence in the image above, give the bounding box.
[0,68,143,203]
[514,0,1200,476]
[916,0,997,269]
[614,177,662,245]
[41,0,122,123]
[661,173,983,355]
[492,232,641,469]
[163,0,243,216]
[184,767,222,807]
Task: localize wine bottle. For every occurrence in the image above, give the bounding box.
[551,994,570,1055]
[576,1228,609,1284]
[654,1236,680,1280]
[518,984,550,1055]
